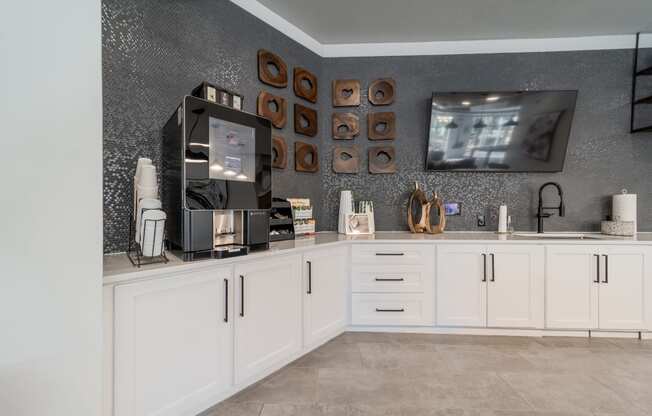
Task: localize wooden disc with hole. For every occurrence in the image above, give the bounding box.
[368,112,396,140]
[294,104,318,137]
[333,146,360,173]
[332,79,360,107]
[257,91,287,129]
[368,145,396,174]
[295,141,319,173]
[258,49,288,88]
[332,113,359,140]
[293,67,318,103]
[368,78,396,105]
[272,136,287,169]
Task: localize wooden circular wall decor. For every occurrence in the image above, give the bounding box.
[368,145,396,174]
[332,79,361,107]
[407,183,429,233]
[368,112,396,140]
[295,141,319,173]
[293,67,318,103]
[407,183,446,234]
[257,49,288,88]
[368,78,396,106]
[426,194,446,234]
[257,91,287,129]
[294,104,318,137]
[332,146,360,173]
[272,136,287,169]
[332,113,359,140]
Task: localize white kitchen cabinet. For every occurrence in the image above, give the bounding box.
[487,245,544,328]
[599,246,651,330]
[545,245,600,329]
[303,247,348,348]
[546,245,652,331]
[436,244,544,328]
[113,267,233,416]
[233,254,302,385]
[436,244,487,327]
[351,243,435,326]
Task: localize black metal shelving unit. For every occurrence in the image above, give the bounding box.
[631,32,652,133]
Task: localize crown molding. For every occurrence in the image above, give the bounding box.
[231,1,651,58]
[230,0,324,55]
[322,35,648,58]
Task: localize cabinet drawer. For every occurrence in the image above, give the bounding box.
[351,293,434,326]
[351,244,432,265]
[351,265,429,293]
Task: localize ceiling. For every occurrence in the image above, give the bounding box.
[255,0,652,44]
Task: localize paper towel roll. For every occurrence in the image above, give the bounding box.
[612,190,637,232]
[498,205,508,233]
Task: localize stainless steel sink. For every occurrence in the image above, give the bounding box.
[512,232,601,240]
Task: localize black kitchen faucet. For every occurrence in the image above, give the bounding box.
[537,182,565,233]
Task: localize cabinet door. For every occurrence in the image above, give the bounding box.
[486,245,544,328]
[599,246,652,330]
[436,244,487,327]
[114,268,233,416]
[545,245,600,329]
[303,247,348,349]
[234,255,302,385]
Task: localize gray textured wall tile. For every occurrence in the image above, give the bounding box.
[103,0,652,253]
[102,0,323,253]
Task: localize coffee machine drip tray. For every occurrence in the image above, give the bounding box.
[212,244,249,259]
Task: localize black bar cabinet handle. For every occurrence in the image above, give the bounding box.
[593,254,600,283]
[375,252,404,256]
[375,308,405,312]
[224,278,229,323]
[602,254,608,283]
[375,277,405,282]
[490,253,496,282]
[307,261,312,294]
[481,253,487,282]
[239,275,245,317]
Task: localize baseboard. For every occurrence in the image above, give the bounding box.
[347,325,544,337]
[345,326,645,339]
[589,330,641,339]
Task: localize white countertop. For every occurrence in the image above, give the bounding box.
[103,231,652,285]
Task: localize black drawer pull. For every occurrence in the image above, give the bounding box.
[224,278,229,323]
[307,260,312,294]
[481,253,487,282]
[375,308,405,312]
[602,254,608,284]
[375,253,404,256]
[374,277,405,282]
[490,253,495,282]
[593,254,600,283]
[239,275,245,317]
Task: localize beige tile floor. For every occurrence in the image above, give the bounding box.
[201,332,652,416]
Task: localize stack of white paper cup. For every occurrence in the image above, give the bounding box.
[133,158,163,248]
[134,158,153,217]
[338,191,354,234]
[139,209,167,257]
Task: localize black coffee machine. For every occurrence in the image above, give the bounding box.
[162,95,272,261]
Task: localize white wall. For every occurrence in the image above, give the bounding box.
[0,1,103,415]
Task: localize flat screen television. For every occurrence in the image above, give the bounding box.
[426,90,577,172]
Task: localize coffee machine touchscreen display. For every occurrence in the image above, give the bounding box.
[208,117,255,183]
